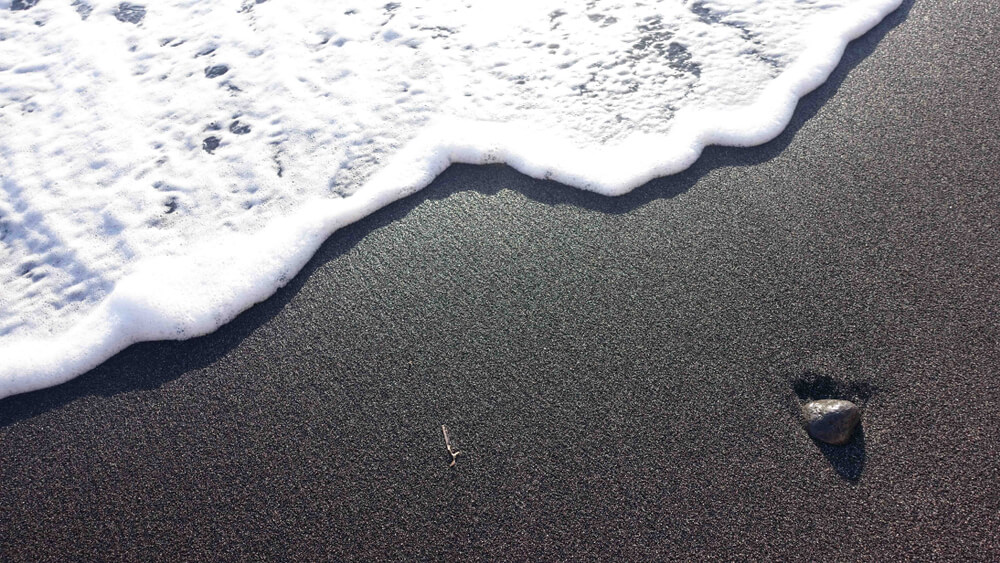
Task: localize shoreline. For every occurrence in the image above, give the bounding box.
[0,0,905,401]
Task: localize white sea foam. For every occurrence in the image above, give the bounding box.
[0,0,901,398]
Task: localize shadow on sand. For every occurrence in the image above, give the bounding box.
[793,372,876,481]
[815,425,867,482]
[0,1,912,427]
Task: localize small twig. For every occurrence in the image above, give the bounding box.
[441,424,463,468]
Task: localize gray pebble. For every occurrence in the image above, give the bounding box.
[803,399,861,445]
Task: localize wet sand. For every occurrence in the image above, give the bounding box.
[2,0,998,559]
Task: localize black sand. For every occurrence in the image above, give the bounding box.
[2,0,998,559]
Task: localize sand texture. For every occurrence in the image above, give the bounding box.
[1,0,998,559]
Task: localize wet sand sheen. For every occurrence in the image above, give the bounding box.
[1,0,998,559]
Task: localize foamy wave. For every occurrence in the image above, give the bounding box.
[0,0,902,398]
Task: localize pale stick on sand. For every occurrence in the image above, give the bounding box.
[441,425,463,468]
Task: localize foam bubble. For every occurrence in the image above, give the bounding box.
[0,0,902,398]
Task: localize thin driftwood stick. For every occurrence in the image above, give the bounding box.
[441,424,463,467]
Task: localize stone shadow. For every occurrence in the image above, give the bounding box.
[792,372,875,482]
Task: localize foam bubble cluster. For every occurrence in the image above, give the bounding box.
[0,0,901,398]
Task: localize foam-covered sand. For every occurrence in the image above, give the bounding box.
[2,0,1000,559]
[1,0,902,398]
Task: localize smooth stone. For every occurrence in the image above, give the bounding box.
[803,399,861,445]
